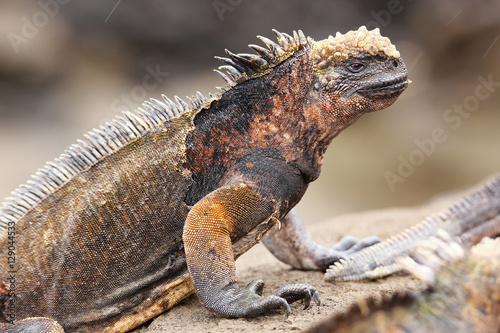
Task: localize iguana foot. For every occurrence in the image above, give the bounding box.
[207,280,319,318]
[1,317,64,333]
[262,209,381,271]
[319,235,381,267]
[296,234,382,271]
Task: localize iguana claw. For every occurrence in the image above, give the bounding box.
[282,302,292,317]
[312,290,321,306]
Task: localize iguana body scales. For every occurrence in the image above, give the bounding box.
[0,27,409,332]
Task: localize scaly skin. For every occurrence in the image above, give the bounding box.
[0,27,408,332]
[325,174,500,282]
[310,237,500,333]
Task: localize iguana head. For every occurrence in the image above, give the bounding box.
[310,26,409,115]
[215,26,408,119]
[209,27,409,182]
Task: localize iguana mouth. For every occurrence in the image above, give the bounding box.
[358,74,409,98]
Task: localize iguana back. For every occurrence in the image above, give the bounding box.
[0,103,203,330]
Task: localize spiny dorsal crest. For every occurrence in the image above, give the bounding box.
[311,26,400,73]
[214,27,400,92]
[0,92,208,230]
[214,29,309,87]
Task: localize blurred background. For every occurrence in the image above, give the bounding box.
[0,0,498,224]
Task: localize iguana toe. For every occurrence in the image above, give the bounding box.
[1,317,64,333]
[245,279,265,295]
[273,283,320,309]
[312,235,382,270]
[332,235,381,253]
[240,293,290,317]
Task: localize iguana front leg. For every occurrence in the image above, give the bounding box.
[183,183,319,317]
[263,209,380,270]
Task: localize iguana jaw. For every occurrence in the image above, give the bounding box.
[355,71,409,114]
[352,53,409,102]
[357,72,409,99]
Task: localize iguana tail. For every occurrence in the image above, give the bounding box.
[325,174,500,281]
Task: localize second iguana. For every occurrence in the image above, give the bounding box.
[0,26,409,332]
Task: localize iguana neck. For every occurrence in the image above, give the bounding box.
[184,48,365,202]
[258,48,367,182]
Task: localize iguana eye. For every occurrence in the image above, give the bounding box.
[347,62,365,73]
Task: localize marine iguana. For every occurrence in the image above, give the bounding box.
[0,27,409,332]
[311,235,500,333]
[325,174,500,282]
